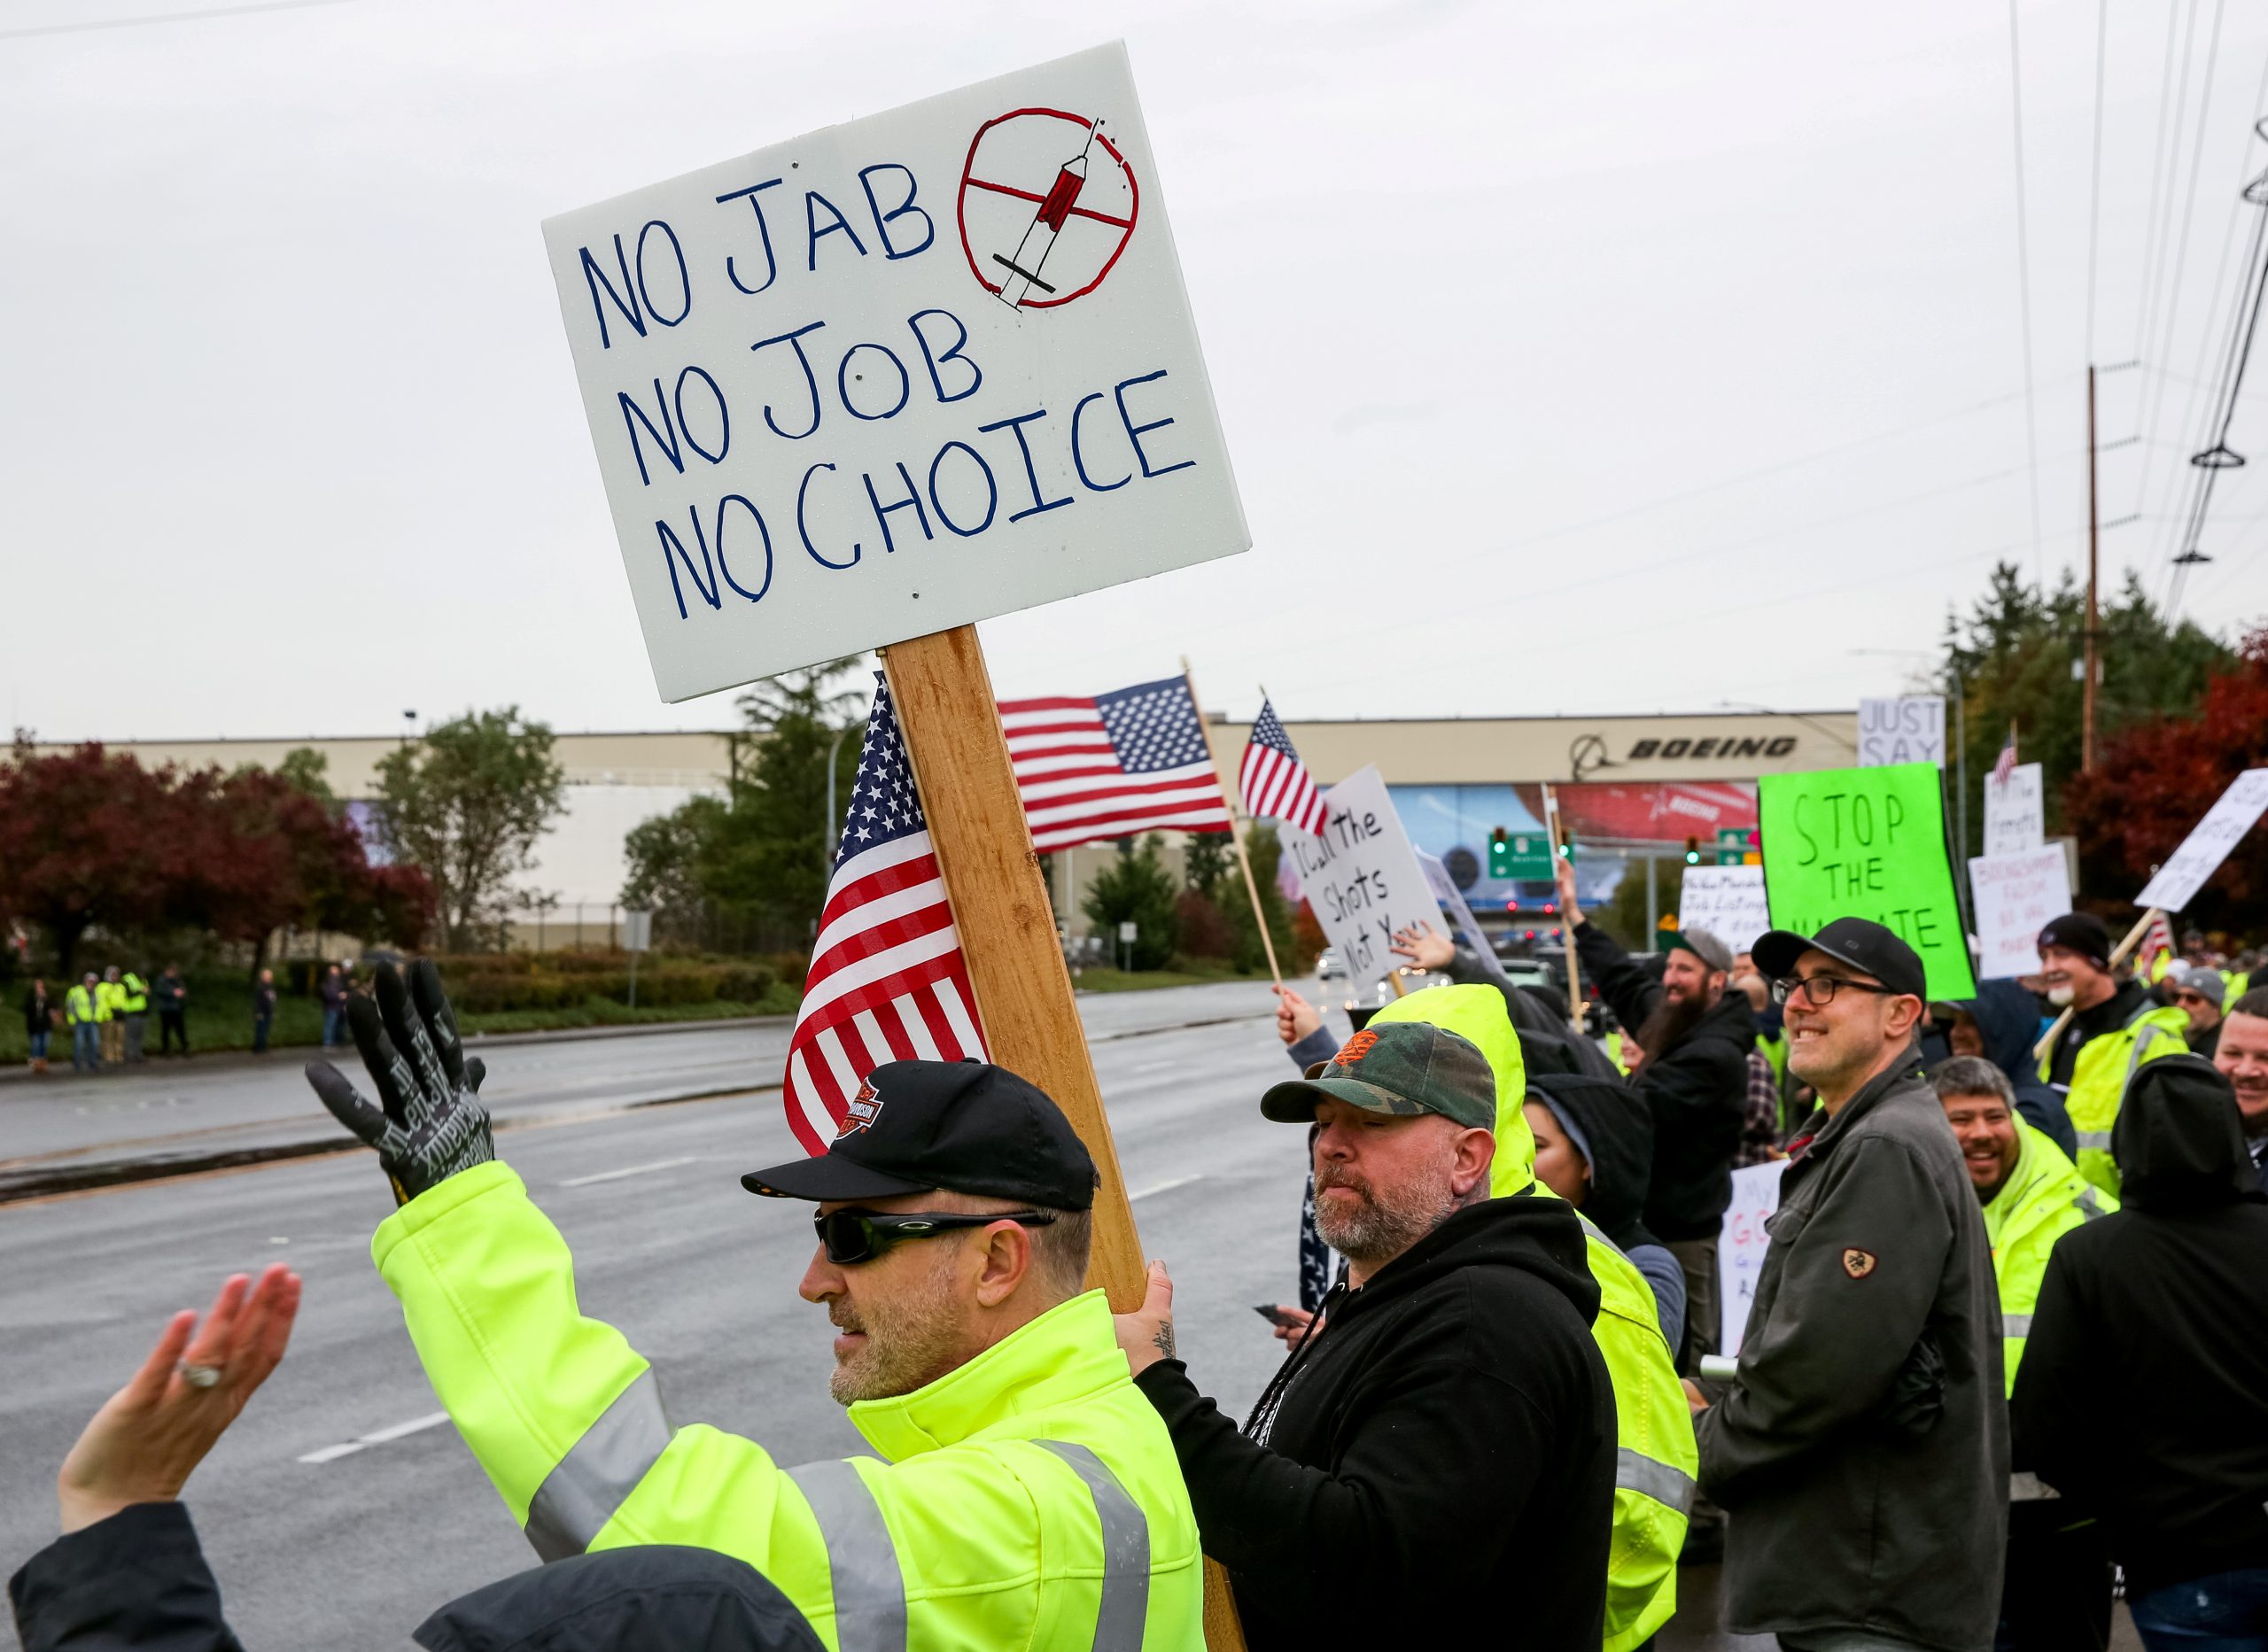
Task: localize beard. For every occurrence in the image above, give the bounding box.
[1313,1152,1460,1269]
[826,1250,966,1406]
[2046,983,2075,1007]
[1635,989,1710,1065]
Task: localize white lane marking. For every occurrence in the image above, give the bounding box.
[1129,1174,1205,1201]
[299,1410,449,1464]
[559,1155,702,1188]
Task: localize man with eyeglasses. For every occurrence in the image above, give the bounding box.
[304,960,1204,1650]
[2171,965,2229,1060]
[1689,919,2006,1652]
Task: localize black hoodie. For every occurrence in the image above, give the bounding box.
[1527,1069,1658,1255]
[1573,919,1758,1240]
[1135,1194,1614,1649]
[2011,1054,2268,1596]
[8,1502,822,1652]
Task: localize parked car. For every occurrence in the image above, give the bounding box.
[1315,948,1346,981]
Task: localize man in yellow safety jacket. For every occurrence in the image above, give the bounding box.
[306,961,1204,1650]
[1935,1052,2118,1648]
[118,968,149,1065]
[96,968,128,1067]
[2036,913,2188,1198]
[1377,986,1695,1651]
[65,972,105,1074]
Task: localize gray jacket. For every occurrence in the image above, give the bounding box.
[1696,1051,2008,1651]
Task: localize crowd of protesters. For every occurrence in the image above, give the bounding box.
[9,884,2267,1652]
[18,962,353,1075]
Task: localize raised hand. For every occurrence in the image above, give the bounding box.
[305,959,493,1206]
[58,1265,301,1533]
[1389,920,1455,973]
[1273,984,1323,1047]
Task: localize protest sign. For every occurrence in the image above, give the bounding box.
[1983,761,2045,857]
[1857,696,1946,767]
[1419,849,1505,976]
[1676,864,1771,956]
[542,43,1249,702]
[2135,768,2268,913]
[1758,761,1977,999]
[1968,844,2071,981]
[1288,767,1445,995]
[1719,1159,1788,1357]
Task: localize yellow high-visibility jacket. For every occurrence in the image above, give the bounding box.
[95,980,127,1019]
[2044,1003,2188,1198]
[66,984,106,1025]
[1371,986,1694,1651]
[375,1162,1205,1650]
[120,972,148,1014]
[1979,1122,2115,1394]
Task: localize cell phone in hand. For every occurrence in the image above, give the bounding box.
[1252,1304,1302,1329]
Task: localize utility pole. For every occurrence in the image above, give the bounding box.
[2083,364,2101,773]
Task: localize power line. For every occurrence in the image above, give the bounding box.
[2132,1,2198,386]
[2007,0,2046,586]
[2085,0,2111,361]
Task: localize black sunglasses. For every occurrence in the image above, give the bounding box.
[1772,974,1899,1007]
[813,1206,1056,1266]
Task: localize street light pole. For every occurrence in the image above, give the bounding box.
[822,723,852,873]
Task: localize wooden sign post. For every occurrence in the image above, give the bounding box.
[885,624,1247,1651]
[1541,783,1587,1030]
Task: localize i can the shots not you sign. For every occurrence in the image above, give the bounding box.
[542,43,1250,702]
[1758,762,1977,1001]
[1289,767,1445,997]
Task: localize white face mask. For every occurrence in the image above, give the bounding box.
[2047,984,2076,1008]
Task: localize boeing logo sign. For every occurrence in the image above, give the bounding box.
[1626,735,1798,761]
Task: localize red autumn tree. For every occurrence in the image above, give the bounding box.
[2064,625,2268,933]
[0,741,437,972]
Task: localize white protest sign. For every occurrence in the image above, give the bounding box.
[1418,850,1512,986]
[1968,844,2072,981]
[1983,761,2045,857]
[1857,696,1946,767]
[1287,766,1445,995]
[2135,768,2268,913]
[1719,1158,1788,1357]
[1676,865,1771,956]
[542,43,1249,702]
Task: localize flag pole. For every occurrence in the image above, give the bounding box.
[1182,658,1283,989]
[2031,907,2162,1064]
[1541,782,1588,1031]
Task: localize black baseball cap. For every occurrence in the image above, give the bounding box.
[1751,918,1926,1003]
[742,1059,1098,1210]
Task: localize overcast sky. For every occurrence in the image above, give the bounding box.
[8,0,2268,741]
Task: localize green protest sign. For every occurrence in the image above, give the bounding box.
[1758,761,1977,1001]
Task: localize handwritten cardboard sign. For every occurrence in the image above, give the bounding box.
[1676,865,1772,956]
[1969,844,2072,981]
[1719,1159,1789,1357]
[541,43,1249,701]
[1983,761,2045,857]
[1758,761,1976,1000]
[1857,696,1946,768]
[2135,768,2268,914]
[1287,766,1445,996]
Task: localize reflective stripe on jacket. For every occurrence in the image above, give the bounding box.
[374,1162,1204,1651]
[120,973,148,1014]
[1979,1122,2116,1394]
[66,985,105,1025]
[2047,1004,2189,1198]
[1372,986,1689,1649]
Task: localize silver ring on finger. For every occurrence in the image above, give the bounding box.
[177,1361,222,1389]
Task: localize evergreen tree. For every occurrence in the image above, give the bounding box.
[1083,835,1180,970]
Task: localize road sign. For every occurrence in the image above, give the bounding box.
[621,910,653,952]
[541,43,1249,702]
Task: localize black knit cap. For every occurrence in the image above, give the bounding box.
[2038,911,2112,972]
[742,1059,1098,1209]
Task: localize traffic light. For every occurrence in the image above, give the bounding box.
[1488,826,1511,880]
[1684,835,1701,865]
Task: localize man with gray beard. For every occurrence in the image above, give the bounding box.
[1115,1019,1616,1649]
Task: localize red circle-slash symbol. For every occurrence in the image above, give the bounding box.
[957,108,1140,309]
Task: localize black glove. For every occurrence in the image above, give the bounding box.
[306,960,493,1206]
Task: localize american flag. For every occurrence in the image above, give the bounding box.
[1992,734,2018,787]
[998,676,1235,852]
[2138,909,2175,973]
[781,677,987,1155]
[1239,697,1329,836]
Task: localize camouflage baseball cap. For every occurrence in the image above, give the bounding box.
[1260,1020,1496,1130]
